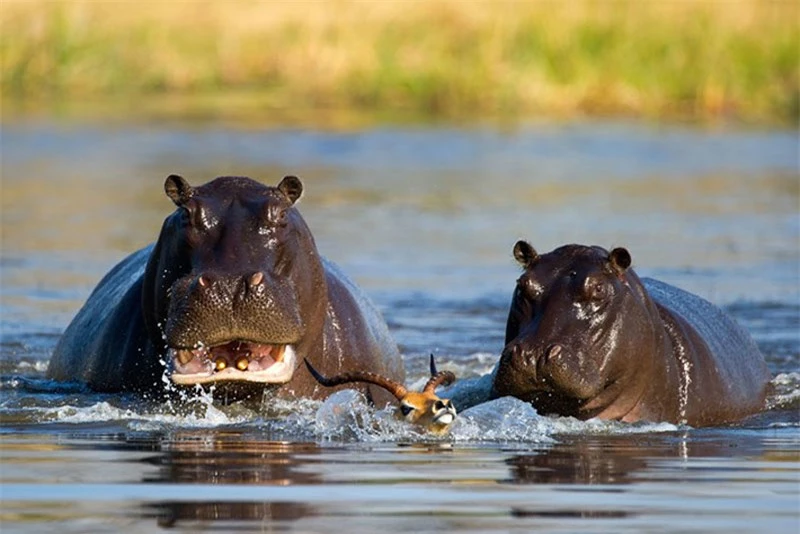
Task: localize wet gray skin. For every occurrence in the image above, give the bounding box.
[492,241,771,426]
[47,175,404,403]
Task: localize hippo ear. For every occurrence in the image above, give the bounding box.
[278,175,303,205]
[513,240,539,268]
[164,174,193,206]
[609,247,632,273]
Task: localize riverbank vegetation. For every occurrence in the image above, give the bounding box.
[1,1,797,123]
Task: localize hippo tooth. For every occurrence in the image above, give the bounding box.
[236,357,249,371]
[249,271,264,286]
[273,345,286,362]
[215,358,227,371]
[177,350,194,365]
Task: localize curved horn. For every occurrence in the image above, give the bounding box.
[304,359,408,400]
[429,353,438,376]
[423,370,456,394]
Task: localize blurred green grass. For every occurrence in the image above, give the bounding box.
[1,0,797,123]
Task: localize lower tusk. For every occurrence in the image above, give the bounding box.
[215,358,227,371]
[177,350,194,365]
[273,345,286,362]
[236,357,249,371]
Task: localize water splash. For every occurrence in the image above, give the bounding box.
[674,341,692,425]
[768,372,800,410]
[1,351,783,440]
[450,397,553,442]
[311,391,679,443]
[37,388,250,429]
[314,390,429,442]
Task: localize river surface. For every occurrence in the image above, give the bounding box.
[1,118,798,533]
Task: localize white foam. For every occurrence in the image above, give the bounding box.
[46,400,247,428]
[45,402,139,423]
[309,391,679,443]
[43,386,252,429]
[768,372,800,410]
[35,374,683,440]
[450,397,554,442]
[543,415,682,434]
[314,390,426,442]
[772,372,800,386]
[12,360,49,373]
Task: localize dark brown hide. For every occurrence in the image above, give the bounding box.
[48,175,403,405]
[493,242,770,427]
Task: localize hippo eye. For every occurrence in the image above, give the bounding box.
[517,276,541,298]
[179,200,217,231]
[263,203,289,228]
[584,277,610,301]
[399,404,414,417]
[594,283,606,298]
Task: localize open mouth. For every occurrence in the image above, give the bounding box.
[432,408,457,426]
[168,341,297,385]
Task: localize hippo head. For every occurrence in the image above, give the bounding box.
[493,242,659,420]
[142,175,326,392]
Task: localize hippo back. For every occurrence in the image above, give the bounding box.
[48,245,156,389]
[642,277,770,409]
[322,257,401,376]
[314,257,405,399]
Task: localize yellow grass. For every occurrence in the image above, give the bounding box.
[1,0,797,123]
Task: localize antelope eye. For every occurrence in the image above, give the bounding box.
[399,404,414,417]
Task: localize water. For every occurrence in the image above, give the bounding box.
[1,118,798,532]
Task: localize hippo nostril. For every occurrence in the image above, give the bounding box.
[502,343,537,371]
[507,344,522,360]
[197,273,217,289]
[546,344,563,361]
[249,271,264,287]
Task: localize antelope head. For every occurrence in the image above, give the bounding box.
[304,355,457,434]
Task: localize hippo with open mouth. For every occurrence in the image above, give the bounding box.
[47,175,404,403]
[491,241,771,427]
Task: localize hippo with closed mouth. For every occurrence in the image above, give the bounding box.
[490,241,771,427]
[47,175,404,403]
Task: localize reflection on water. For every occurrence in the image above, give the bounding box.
[147,436,318,526]
[1,119,798,533]
[2,426,798,533]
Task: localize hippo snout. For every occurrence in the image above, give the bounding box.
[494,342,541,398]
[494,341,588,399]
[164,270,305,349]
[192,271,268,303]
[543,343,564,365]
[502,343,535,374]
